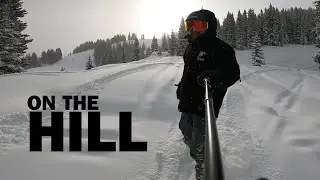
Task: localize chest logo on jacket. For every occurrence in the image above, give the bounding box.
[197,51,207,61]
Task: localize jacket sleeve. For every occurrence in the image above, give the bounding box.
[221,47,240,88]
[208,46,240,89]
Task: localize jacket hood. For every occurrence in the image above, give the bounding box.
[185,9,218,39]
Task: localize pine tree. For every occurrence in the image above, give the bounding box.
[151,36,158,52]
[223,12,236,48]
[251,33,265,66]
[247,9,257,45]
[8,0,33,63]
[243,10,248,47]
[314,1,320,47]
[121,46,126,62]
[141,34,145,40]
[140,42,146,59]
[169,30,177,56]
[161,33,168,52]
[313,0,320,68]
[146,47,152,57]
[0,1,32,74]
[216,19,223,39]
[56,48,62,60]
[236,10,245,50]
[132,37,140,61]
[31,52,39,67]
[177,17,188,56]
[86,56,94,70]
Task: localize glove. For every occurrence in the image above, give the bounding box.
[197,70,220,87]
[176,82,181,100]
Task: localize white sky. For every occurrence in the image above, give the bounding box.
[22,0,315,56]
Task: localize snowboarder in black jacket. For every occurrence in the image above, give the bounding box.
[176,9,240,180]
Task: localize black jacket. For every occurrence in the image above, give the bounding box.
[177,35,240,117]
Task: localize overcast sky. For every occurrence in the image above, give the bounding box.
[22,0,315,56]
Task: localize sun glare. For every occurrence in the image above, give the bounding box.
[140,0,206,38]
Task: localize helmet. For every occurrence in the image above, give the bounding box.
[185,9,218,36]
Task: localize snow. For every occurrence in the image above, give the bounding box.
[0,44,320,180]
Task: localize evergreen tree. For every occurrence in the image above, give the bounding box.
[132,37,140,61]
[141,34,145,40]
[128,33,131,41]
[56,48,62,60]
[251,33,265,66]
[157,47,162,56]
[314,1,320,47]
[140,42,146,59]
[169,30,177,56]
[247,9,257,45]
[146,47,152,57]
[177,17,188,56]
[86,56,94,70]
[313,0,320,68]
[131,33,137,41]
[243,10,248,47]
[9,0,33,63]
[236,10,245,50]
[0,1,32,74]
[223,12,236,47]
[151,35,158,52]
[31,52,39,67]
[161,33,168,52]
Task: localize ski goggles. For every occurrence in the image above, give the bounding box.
[185,20,209,33]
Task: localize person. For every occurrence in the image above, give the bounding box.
[176,9,240,180]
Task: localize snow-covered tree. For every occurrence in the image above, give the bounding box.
[140,42,146,59]
[146,47,152,57]
[251,33,265,66]
[247,9,257,45]
[157,47,162,56]
[132,37,140,61]
[0,1,33,74]
[313,0,320,68]
[161,33,168,52]
[151,35,158,52]
[177,17,188,56]
[216,19,223,39]
[314,1,320,47]
[86,56,94,70]
[236,10,245,50]
[223,12,236,48]
[243,10,248,47]
[31,52,39,67]
[169,30,177,56]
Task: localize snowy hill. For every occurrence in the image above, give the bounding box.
[28,50,95,72]
[0,45,320,180]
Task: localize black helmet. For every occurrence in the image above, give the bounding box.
[186,9,218,37]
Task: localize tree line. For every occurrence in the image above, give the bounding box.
[24,48,63,68]
[217,4,317,49]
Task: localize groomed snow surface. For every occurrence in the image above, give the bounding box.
[0,44,320,180]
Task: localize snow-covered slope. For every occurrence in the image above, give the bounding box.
[0,45,320,180]
[28,50,95,72]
